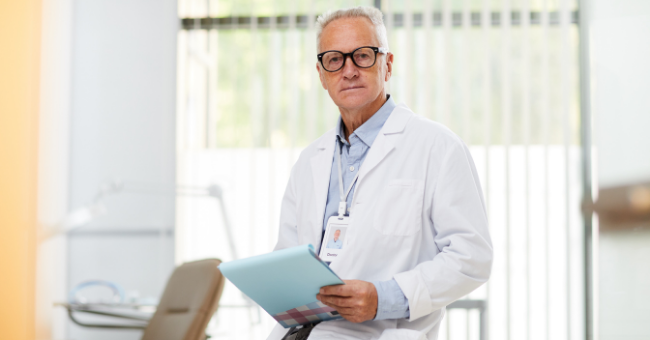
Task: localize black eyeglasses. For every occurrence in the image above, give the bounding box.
[317,46,389,72]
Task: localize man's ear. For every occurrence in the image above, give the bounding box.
[384,52,394,82]
[316,63,328,90]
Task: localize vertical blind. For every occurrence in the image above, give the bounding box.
[176,1,584,339]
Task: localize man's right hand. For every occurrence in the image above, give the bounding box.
[317,279,378,323]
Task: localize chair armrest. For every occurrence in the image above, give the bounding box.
[58,303,150,330]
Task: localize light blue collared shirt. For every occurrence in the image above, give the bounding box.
[326,238,343,249]
[321,95,410,320]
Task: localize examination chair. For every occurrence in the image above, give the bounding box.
[142,258,226,340]
[61,258,226,340]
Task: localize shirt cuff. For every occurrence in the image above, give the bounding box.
[371,279,410,320]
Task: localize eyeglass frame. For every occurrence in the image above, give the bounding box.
[317,46,389,72]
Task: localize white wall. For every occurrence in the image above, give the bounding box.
[590,0,650,188]
[67,0,178,339]
[587,1,650,339]
[36,0,73,338]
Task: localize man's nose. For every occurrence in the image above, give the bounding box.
[341,55,359,78]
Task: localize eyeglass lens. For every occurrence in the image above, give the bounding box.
[322,47,376,71]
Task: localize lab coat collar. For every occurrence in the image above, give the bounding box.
[380,103,412,134]
[356,103,413,183]
[316,102,409,151]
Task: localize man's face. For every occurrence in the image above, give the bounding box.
[334,230,341,240]
[317,17,393,111]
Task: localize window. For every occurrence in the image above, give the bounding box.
[176,1,584,339]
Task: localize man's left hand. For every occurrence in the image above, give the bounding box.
[316,279,378,323]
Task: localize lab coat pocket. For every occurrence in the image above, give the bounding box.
[372,179,424,236]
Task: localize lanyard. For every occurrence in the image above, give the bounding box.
[336,139,360,217]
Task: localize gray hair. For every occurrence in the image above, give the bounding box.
[315,6,389,53]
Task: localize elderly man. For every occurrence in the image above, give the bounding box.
[268,6,492,340]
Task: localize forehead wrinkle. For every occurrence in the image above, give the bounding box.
[319,17,380,53]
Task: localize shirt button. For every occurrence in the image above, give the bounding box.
[349,166,355,172]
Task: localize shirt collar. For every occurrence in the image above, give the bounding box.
[335,95,396,147]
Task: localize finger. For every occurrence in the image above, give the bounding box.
[319,284,354,297]
[320,299,348,311]
[338,310,367,324]
[317,294,355,308]
[332,306,355,315]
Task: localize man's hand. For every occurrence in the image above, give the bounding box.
[316,280,378,323]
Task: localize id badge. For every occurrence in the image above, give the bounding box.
[319,215,350,263]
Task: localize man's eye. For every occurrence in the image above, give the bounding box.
[357,53,370,59]
[330,57,341,63]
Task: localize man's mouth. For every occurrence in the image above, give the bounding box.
[341,85,364,92]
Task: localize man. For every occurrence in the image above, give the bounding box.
[268,6,492,340]
[327,229,343,249]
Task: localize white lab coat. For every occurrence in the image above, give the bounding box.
[267,104,493,340]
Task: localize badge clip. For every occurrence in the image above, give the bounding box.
[338,202,346,218]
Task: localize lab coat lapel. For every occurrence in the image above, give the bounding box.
[357,104,413,184]
[309,131,335,248]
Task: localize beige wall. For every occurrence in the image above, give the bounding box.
[0,1,42,339]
